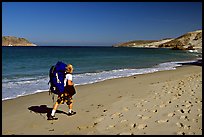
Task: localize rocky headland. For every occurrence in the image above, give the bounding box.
[2,36,37,46]
[113,30,202,53]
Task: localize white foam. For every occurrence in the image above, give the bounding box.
[2,59,199,101]
[189,50,197,53]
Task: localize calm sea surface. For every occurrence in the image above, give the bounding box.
[2,46,200,100]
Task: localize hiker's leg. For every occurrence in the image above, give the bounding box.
[51,95,63,117]
[69,99,73,110]
[53,102,59,110]
[67,97,73,113]
[51,102,59,116]
[67,98,76,115]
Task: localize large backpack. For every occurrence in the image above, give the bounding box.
[48,61,67,98]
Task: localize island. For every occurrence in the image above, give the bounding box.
[113,30,202,53]
[2,36,37,46]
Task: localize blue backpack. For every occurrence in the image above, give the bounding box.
[48,61,67,96]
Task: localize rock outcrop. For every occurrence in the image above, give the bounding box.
[158,30,202,51]
[113,30,202,52]
[2,36,37,46]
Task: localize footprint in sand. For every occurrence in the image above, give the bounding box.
[110,112,123,119]
[192,118,199,123]
[140,108,149,112]
[177,131,186,135]
[77,126,89,130]
[176,122,184,128]
[103,109,107,112]
[123,107,130,111]
[184,125,191,130]
[137,114,143,118]
[178,108,191,114]
[152,109,158,113]
[48,129,54,132]
[117,95,122,98]
[188,132,196,135]
[120,119,128,123]
[195,100,202,104]
[180,115,190,121]
[95,117,104,122]
[93,122,98,126]
[176,123,191,130]
[185,104,192,108]
[141,116,151,120]
[137,123,147,130]
[97,104,104,109]
[167,91,173,94]
[167,112,175,117]
[197,114,202,117]
[155,119,169,124]
[106,125,115,130]
[159,104,167,108]
[167,100,172,104]
[130,123,137,128]
[142,100,149,103]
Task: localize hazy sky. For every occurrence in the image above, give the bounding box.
[2,2,202,46]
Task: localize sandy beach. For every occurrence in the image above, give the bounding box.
[2,64,202,135]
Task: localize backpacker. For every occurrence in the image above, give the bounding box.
[48,61,67,98]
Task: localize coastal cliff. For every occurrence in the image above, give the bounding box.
[159,30,202,50]
[2,36,37,46]
[113,30,202,52]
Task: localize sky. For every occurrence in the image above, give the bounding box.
[2,2,202,46]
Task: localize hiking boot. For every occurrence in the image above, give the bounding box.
[67,111,76,116]
[47,115,58,120]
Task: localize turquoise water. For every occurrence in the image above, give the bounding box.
[2,46,200,100]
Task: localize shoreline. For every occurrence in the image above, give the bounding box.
[2,65,202,135]
[2,58,202,102]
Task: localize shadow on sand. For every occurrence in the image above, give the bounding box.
[28,105,68,119]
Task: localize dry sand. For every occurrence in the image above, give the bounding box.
[2,65,202,135]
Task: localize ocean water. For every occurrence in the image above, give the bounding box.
[2,46,200,100]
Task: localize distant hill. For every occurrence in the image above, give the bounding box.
[2,36,37,46]
[113,30,202,52]
[158,30,202,50]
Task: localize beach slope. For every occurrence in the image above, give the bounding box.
[2,65,202,135]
